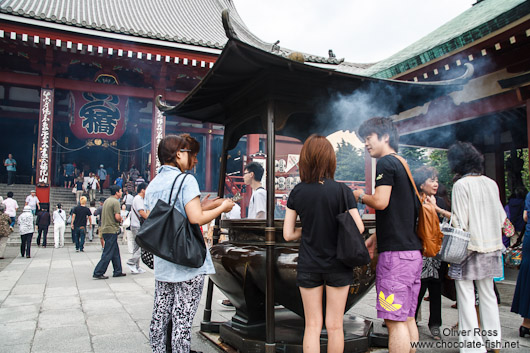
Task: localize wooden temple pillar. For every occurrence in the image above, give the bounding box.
[35,77,55,205]
[205,123,213,191]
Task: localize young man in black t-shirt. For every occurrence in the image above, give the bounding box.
[354,117,423,353]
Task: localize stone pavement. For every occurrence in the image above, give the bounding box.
[0,243,529,353]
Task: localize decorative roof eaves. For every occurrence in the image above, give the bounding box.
[369,0,530,79]
[0,13,223,56]
[0,7,225,50]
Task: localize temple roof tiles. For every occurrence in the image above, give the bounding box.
[0,0,342,64]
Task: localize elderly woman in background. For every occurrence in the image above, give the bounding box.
[145,134,234,353]
[413,166,449,340]
[447,141,504,353]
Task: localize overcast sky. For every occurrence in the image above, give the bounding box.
[232,0,477,63]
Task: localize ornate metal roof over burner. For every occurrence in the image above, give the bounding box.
[159,9,473,353]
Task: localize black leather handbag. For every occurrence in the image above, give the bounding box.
[135,173,206,268]
[336,184,371,268]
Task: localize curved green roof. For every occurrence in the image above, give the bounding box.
[364,0,530,79]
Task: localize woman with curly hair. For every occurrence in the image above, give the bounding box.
[447,141,504,352]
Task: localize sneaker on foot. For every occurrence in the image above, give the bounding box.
[128,263,139,274]
[220,299,234,308]
[76,249,79,252]
[136,267,146,274]
[113,273,126,278]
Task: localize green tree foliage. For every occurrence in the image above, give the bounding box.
[400,146,428,172]
[335,139,365,181]
[504,149,529,199]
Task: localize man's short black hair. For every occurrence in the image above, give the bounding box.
[357,117,399,152]
[7,191,13,198]
[245,162,264,182]
[109,185,121,196]
[137,182,148,194]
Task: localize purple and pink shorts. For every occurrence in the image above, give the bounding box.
[375,250,422,322]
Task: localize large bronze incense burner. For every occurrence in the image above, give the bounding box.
[158,10,472,353]
[211,220,377,327]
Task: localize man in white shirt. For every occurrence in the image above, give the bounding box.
[86,173,99,203]
[3,191,18,230]
[25,190,40,215]
[243,162,266,219]
[127,183,149,274]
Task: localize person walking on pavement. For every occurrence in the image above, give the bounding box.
[3,191,18,229]
[18,206,34,258]
[123,188,134,211]
[0,204,11,259]
[127,182,149,274]
[97,164,107,194]
[36,206,51,248]
[86,173,99,203]
[87,200,97,242]
[53,203,66,248]
[93,185,126,279]
[74,176,85,205]
[25,190,40,215]
[71,196,92,252]
[94,197,106,250]
[4,153,16,185]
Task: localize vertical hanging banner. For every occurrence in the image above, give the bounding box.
[151,107,166,174]
[37,88,54,187]
[68,92,128,141]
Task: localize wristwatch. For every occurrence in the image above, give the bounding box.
[358,192,365,204]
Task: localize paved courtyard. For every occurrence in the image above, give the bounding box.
[0,243,529,353]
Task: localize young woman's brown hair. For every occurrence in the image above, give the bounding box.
[157,134,200,171]
[299,135,336,183]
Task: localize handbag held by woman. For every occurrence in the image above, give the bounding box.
[135,173,206,268]
[439,216,470,264]
[336,184,370,267]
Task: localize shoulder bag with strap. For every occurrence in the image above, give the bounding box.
[392,154,443,257]
[336,183,371,267]
[135,173,206,268]
[132,201,145,226]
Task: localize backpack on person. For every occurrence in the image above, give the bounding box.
[393,155,443,257]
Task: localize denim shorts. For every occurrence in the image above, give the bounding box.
[375,250,422,321]
[296,271,353,288]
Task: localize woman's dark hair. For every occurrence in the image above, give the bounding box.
[157,134,200,171]
[299,135,336,183]
[7,192,13,198]
[413,166,438,192]
[447,141,484,175]
[357,117,399,152]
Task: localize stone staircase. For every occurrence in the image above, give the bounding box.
[4,184,112,246]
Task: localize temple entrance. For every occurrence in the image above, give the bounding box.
[0,115,38,185]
